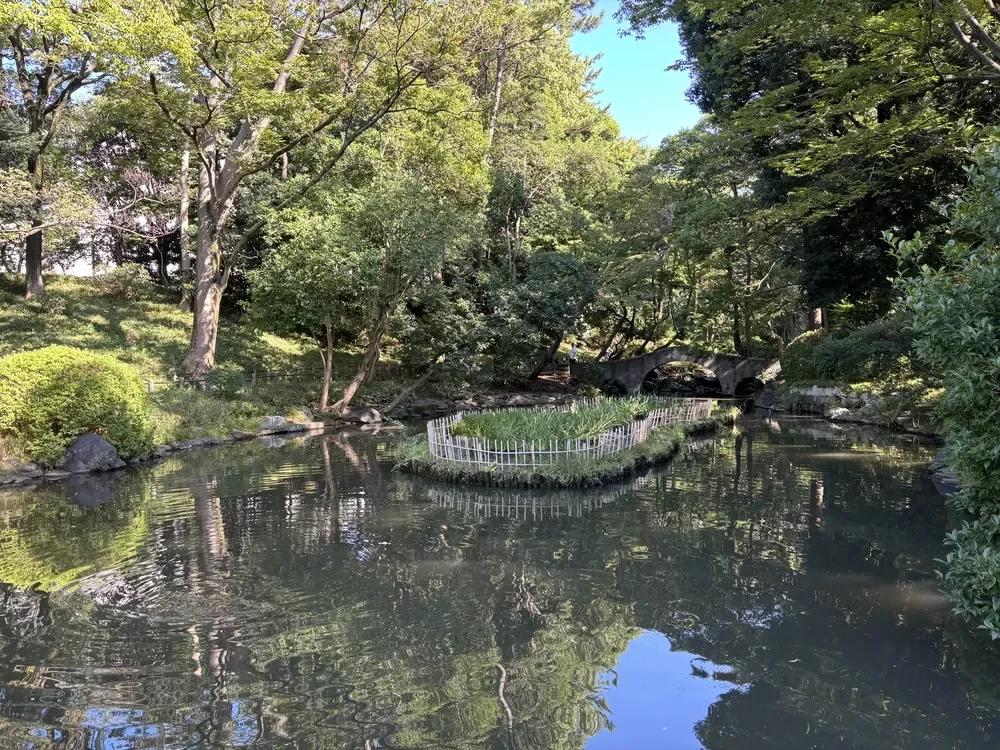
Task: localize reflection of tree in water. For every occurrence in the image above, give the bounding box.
[1,422,999,748]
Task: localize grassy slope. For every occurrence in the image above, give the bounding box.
[0,276,347,454]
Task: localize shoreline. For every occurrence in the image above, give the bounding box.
[0,420,327,488]
[0,389,583,488]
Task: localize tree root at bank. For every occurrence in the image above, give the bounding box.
[395,416,732,489]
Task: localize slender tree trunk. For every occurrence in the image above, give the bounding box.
[331,313,390,414]
[528,332,563,380]
[24,155,44,298]
[319,322,334,413]
[178,145,192,311]
[386,357,442,414]
[732,302,747,356]
[611,311,636,359]
[280,152,289,180]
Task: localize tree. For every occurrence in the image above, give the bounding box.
[0,0,142,296]
[516,251,597,378]
[387,282,489,413]
[615,0,1000,313]
[592,124,798,359]
[128,0,484,377]
[246,199,368,413]
[329,172,479,413]
[891,140,1000,640]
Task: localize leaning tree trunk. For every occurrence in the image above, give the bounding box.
[596,316,626,361]
[318,322,334,413]
[385,356,443,415]
[528,332,563,380]
[331,314,390,414]
[24,155,44,298]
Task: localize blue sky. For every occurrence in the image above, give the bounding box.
[570,1,701,145]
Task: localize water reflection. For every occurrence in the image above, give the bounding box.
[0,418,998,748]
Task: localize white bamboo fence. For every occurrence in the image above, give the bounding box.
[426,398,714,468]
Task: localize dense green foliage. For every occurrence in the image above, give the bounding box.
[618,0,1000,312]
[810,318,915,384]
[782,319,916,385]
[779,330,825,383]
[0,345,153,464]
[893,143,1000,639]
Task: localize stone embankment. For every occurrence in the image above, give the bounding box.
[778,385,936,437]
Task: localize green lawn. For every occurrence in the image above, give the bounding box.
[0,276,364,453]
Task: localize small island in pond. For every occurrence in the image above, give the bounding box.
[396,396,733,488]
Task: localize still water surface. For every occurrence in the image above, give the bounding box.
[1,417,998,749]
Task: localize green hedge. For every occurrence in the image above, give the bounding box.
[780,320,914,385]
[780,329,825,382]
[811,317,913,382]
[0,346,153,465]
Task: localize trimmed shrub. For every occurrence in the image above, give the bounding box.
[811,317,914,382]
[93,263,154,301]
[0,346,153,465]
[780,329,825,383]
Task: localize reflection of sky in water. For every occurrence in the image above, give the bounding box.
[588,631,745,749]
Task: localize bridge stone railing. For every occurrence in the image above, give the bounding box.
[425,398,714,469]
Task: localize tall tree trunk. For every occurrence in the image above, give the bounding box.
[808,307,827,330]
[24,155,44,298]
[180,134,223,378]
[319,322,334,413]
[331,314,390,414]
[732,301,748,356]
[178,145,192,311]
[528,332,563,380]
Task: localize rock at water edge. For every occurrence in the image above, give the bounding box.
[260,415,287,431]
[342,406,382,424]
[63,433,126,474]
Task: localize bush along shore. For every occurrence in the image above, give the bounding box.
[396,411,737,489]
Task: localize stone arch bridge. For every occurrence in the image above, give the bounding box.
[573,346,781,396]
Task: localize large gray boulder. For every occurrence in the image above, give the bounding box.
[63,433,126,474]
[341,406,382,424]
[928,449,960,496]
[826,406,856,422]
[260,415,287,431]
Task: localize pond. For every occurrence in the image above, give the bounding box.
[1,416,998,748]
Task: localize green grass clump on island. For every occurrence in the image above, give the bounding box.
[450,395,673,442]
[396,409,738,488]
